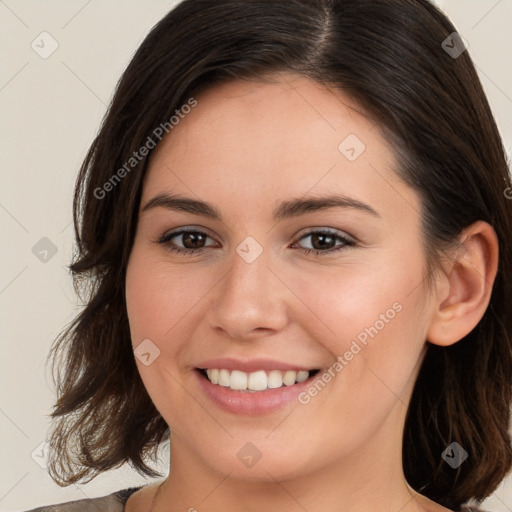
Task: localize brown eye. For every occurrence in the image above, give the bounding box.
[158,229,218,255]
[180,232,207,249]
[308,233,337,250]
[294,230,356,256]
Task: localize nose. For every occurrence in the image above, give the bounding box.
[206,247,289,341]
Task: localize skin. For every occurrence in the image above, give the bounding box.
[124,73,498,512]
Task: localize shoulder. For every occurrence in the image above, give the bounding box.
[22,487,143,512]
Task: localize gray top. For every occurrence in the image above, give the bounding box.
[23,488,489,512]
[23,487,142,512]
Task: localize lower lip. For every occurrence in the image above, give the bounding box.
[194,369,319,416]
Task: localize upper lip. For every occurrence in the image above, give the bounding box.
[195,357,319,373]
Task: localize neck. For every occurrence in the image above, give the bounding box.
[152,405,441,512]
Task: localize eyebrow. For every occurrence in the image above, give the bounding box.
[141,193,380,220]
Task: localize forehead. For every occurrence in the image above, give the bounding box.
[143,74,415,222]
[151,73,385,166]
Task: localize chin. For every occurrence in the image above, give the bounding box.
[191,434,323,483]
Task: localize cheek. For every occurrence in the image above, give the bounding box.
[125,247,223,415]
[125,248,212,345]
[125,249,200,423]
[289,242,429,390]
[282,254,429,456]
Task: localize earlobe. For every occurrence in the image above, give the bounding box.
[427,221,499,347]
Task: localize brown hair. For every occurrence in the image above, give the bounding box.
[46,1,512,509]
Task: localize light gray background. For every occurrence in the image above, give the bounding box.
[1,1,511,511]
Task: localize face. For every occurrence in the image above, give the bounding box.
[125,74,436,482]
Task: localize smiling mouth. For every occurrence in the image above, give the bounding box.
[197,368,321,392]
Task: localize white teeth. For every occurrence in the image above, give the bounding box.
[218,369,230,387]
[202,368,313,391]
[296,370,309,383]
[209,368,219,384]
[282,370,297,386]
[267,370,284,389]
[248,370,267,391]
[229,370,248,390]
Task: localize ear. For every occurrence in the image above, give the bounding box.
[427,221,499,347]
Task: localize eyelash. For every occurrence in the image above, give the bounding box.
[156,228,356,257]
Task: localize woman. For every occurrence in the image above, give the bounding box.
[26,0,512,511]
